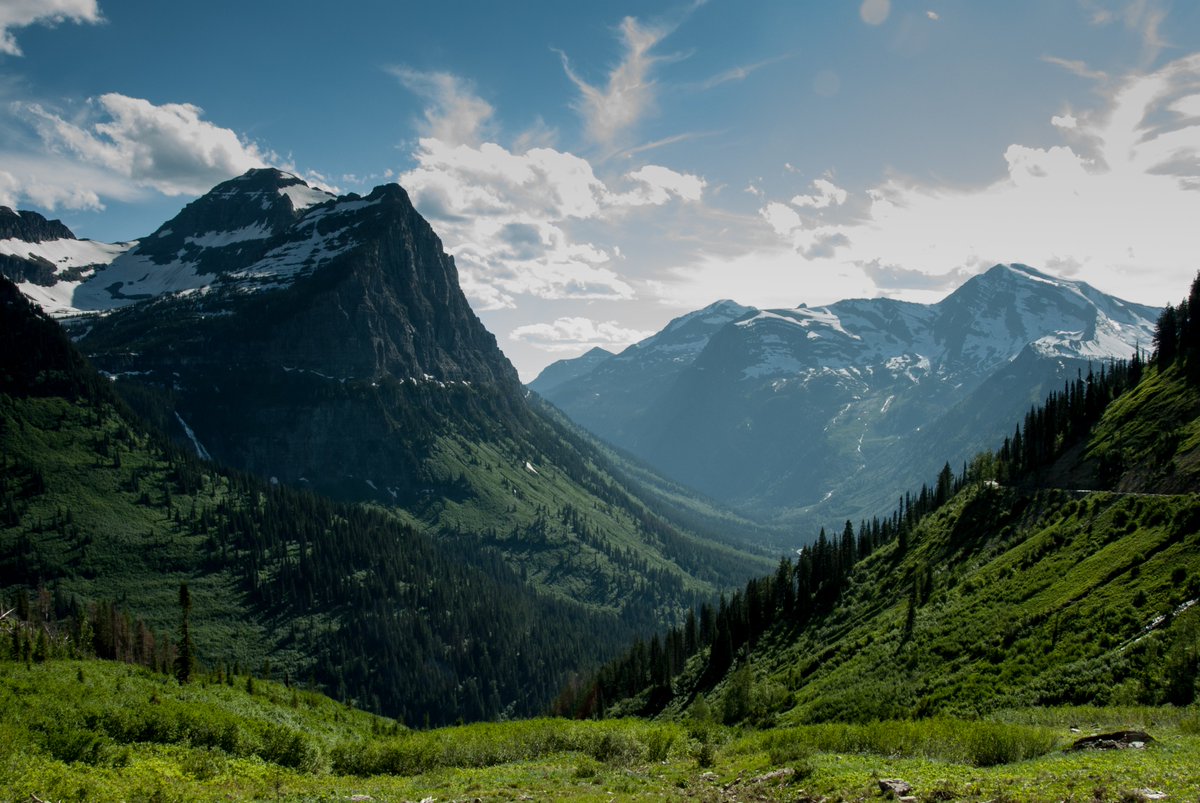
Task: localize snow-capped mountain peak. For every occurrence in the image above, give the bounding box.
[10,170,402,318]
[625,298,756,361]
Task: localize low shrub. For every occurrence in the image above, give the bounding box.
[741,718,1060,767]
[40,725,109,766]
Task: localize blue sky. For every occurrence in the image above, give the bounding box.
[2,0,1199,378]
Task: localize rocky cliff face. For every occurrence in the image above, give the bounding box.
[74,171,520,499]
[0,207,75,243]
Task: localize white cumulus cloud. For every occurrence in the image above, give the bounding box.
[15,93,270,201]
[618,164,705,205]
[0,0,101,57]
[399,134,705,310]
[791,177,848,208]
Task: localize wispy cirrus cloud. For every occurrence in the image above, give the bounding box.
[693,54,791,90]
[1041,55,1109,82]
[0,0,101,57]
[1077,0,1169,64]
[557,16,677,150]
[388,66,495,147]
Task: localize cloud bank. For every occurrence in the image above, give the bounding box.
[660,52,1200,310]
[510,316,654,353]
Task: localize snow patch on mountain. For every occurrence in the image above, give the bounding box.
[73,253,207,309]
[300,196,383,225]
[0,237,131,270]
[16,279,90,317]
[185,223,274,248]
[279,183,334,211]
[737,307,860,340]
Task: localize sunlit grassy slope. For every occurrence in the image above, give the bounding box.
[586,363,1200,734]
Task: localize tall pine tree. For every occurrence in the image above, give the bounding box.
[174,582,195,684]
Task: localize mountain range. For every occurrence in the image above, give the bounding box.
[0,165,1184,733]
[531,266,1159,536]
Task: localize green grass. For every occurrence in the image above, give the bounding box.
[1086,365,1200,492]
[3,659,1199,802]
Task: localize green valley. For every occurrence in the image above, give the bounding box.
[0,278,765,725]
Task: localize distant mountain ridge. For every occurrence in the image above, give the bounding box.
[531,265,1158,536]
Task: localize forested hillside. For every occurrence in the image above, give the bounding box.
[0,277,716,725]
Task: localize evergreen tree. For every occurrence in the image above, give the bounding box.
[1155,304,1180,367]
[903,583,917,642]
[174,582,195,683]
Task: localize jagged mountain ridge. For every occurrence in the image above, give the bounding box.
[532,265,1158,535]
[0,207,75,242]
[532,346,615,395]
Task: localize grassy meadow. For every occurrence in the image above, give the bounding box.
[2,659,1198,802]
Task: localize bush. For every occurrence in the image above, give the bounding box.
[764,732,813,767]
[181,746,227,780]
[586,729,641,765]
[961,721,1057,767]
[572,757,602,779]
[645,727,675,763]
[694,739,715,768]
[332,735,438,776]
[40,725,110,765]
[259,724,325,772]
